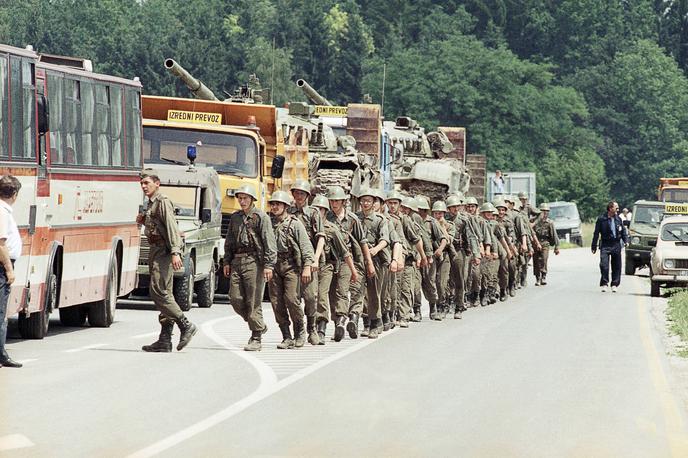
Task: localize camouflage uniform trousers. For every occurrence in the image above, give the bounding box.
[421,259,439,305]
[508,255,518,288]
[468,259,482,294]
[383,270,398,319]
[148,244,184,325]
[436,253,451,306]
[268,258,304,329]
[480,257,494,292]
[489,255,500,291]
[533,243,550,279]
[413,264,422,312]
[229,254,267,332]
[450,251,468,309]
[348,262,366,316]
[319,261,352,321]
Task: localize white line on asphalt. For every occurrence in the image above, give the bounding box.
[0,434,34,451]
[130,332,158,340]
[17,358,37,364]
[64,343,107,353]
[127,316,396,458]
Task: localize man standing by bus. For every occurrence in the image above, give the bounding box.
[0,176,22,368]
[138,173,198,353]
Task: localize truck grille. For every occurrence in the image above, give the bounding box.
[673,259,688,269]
[139,236,150,265]
[221,214,231,238]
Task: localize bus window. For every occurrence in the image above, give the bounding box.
[64,79,81,165]
[126,88,141,168]
[0,55,7,158]
[47,72,64,164]
[21,59,36,160]
[110,85,123,166]
[80,80,94,165]
[10,56,21,159]
[95,84,110,166]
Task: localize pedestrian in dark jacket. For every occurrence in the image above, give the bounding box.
[591,201,628,292]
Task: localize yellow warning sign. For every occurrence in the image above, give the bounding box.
[167,110,222,125]
[314,105,348,117]
[664,203,688,214]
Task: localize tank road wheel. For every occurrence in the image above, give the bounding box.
[174,258,195,312]
[89,257,118,327]
[195,262,215,308]
[18,273,56,339]
[59,306,87,327]
[650,280,661,297]
[624,257,636,276]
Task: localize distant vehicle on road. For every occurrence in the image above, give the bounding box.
[626,200,665,275]
[546,201,582,246]
[650,213,688,297]
[135,163,223,311]
[658,177,688,203]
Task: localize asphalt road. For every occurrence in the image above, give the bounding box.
[1,248,688,457]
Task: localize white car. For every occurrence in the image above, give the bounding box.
[650,214,688,297]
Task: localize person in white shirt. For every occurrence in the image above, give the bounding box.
[0,175,22,368]
[492,170,506,195]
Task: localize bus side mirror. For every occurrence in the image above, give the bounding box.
[37,94,49,136]
[271,155,285,179]
[201,208,212,223]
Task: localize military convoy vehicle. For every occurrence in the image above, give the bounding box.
[626,200,665,275]
[137,163,223,310]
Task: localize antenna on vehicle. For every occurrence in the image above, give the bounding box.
[381,62,387,117]
[270,36,276,105]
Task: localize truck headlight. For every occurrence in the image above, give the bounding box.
[665,259,675,269]
[631,236,640,245]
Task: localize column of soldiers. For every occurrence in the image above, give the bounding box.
[218,183,558,352]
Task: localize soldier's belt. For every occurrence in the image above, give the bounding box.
[277,252,292,260]
[147,234,164,245]
[234,251,257,258]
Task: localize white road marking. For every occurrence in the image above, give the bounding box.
[16,358,37,364]
[0,434,34,451]
[64,343,107,353]
[128,315,396,458]
[130,332,158,340]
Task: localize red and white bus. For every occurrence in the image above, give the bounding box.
[0,43,143,338]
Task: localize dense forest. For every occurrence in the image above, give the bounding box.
[3,0,688,218]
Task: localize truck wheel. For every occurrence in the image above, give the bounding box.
[59,306,87,327]
[625,258,636,276]
[173,258,194,312]
[195,264,215,308]
[650,280,660,297]
[89,257,118,327]
[575,237,583,247]
[18,273,55,339]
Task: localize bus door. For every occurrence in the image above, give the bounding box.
[35,68,49,196]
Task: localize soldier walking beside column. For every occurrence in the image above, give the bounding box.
[138,173,198,353]
[532,203,560,285]
[223,185,277,352]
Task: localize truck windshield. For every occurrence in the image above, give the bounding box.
[143,127,258,177]
[661,188,688,203]
[549,204,578,220]
[661,222,688,242]
[159,185,197,217]
[633,206,664,225]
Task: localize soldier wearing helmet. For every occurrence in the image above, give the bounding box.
[375,189,404,332]
[495,199,518,300]
[478,202,500,305]
[289,180,326,346]
[432,201,453,319]
[447,195,479,318]
[267,190,315,349]
[223,184,277,351]
[311,195,358,344]
[464,196,490,307]
[518,191,538,222]
[414,196,446,321]
[532,202,560,285]
[401,197,432,322]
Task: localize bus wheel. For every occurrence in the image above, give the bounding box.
[18,274,55,339]
[89,257,118,327]
[59,306,87,327]
[174,258,194,312]
[195,263,215,308]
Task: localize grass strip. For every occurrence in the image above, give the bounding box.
[667,290,688,357]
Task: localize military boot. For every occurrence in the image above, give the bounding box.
[361,316,370,337]
[412,306,422,322]
[500,289,507,302]
[535,274,541,286]
[368,319,380,339]
[470,292,481,308]
[429,303,439,321]
[175,315,198,351]
[142,321,174,352]
[454,307,462,319]
[541,274,547,286]
[293,321,306,348]
[316,320,327,345]
[489,289,498,304]
[480,291,489,307]
[244,331,262,351]
[382,311,392,331]
[334,315,346,342]
[277,324,295,349]
[306,316,319,346]
[347,312,359,339]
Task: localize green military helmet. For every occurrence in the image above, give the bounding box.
[464,196,479,206]
[290,179,312,195]
[446,195,463,207]
[328,186,348,201]
[372,188,387,202]
[493,199,507,209]
[432,201,447,212]
[311,195,330,210]
[480,202,497,213]
[385,190,404,202]
[235,184,258,200]
[358,187,377,199]
[416,196,431,211]
[518,191,528,199]
[401,197,418,212]
[503,195,514,204]
[539,203,550,211]
[268,190,292,206]
[492,209,499,215]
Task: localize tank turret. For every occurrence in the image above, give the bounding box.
[164,58,219,101]
[296,79,331,106]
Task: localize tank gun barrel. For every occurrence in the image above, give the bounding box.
[296,79,331,106]
[165,58,219,101]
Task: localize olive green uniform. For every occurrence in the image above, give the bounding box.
[289,205,324,322]
[269,215,314,330]
[532,218,559,281]
[144,191,185,325]
[223,207,277,332]
[467,214,490,296]
[389,213,419,322]
[411,213,432,314]
[435,218,454,310]
[318,220,352,321]
[327,209,367,316]
[381,214,400,325]
[356,211,390,322]
[421,215,445,307]
[451,212,480,310]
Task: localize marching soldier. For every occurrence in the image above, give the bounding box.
[139,173,198,353]
[223,184,277,352]
[479,203,499,305]
[289,180,325,345]
[432,201,453,320]
[495,200,518,300]
[518,191,539,222]
[464,197,491,307]
[417,197,447,319]
[447,195,480,317]
[374,190,403,331]
[267,191,315,349]
[532,203,560,285]
[311,195,358,344]
[327,186,374,340]
[402,198,431,322]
